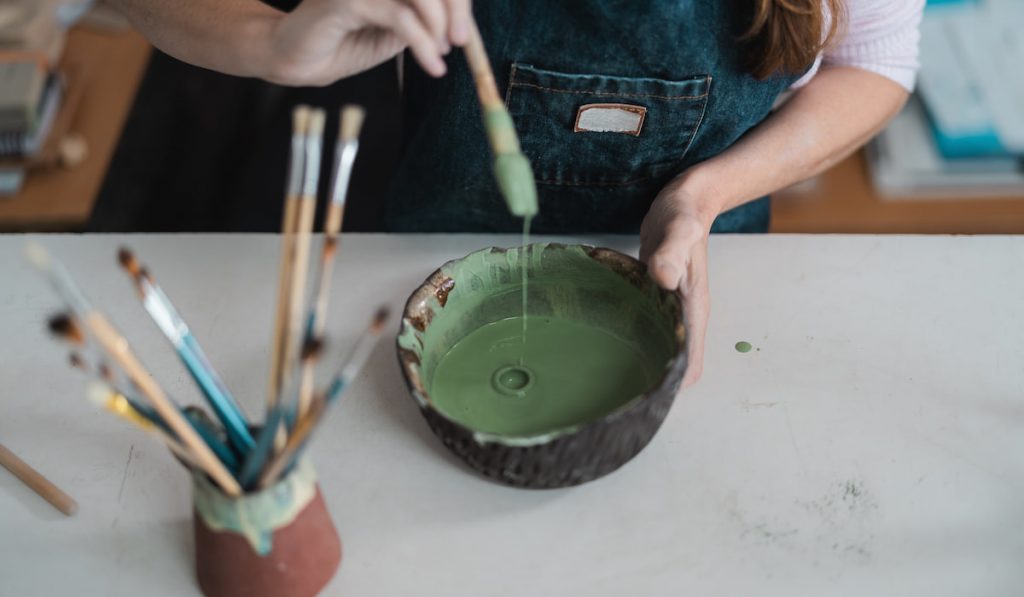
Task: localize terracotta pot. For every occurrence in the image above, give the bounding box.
[398,244,687,489]
[191,460,341,597]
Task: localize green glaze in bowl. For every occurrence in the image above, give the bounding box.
[397,244,687,488]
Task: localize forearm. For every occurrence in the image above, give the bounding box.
[109,0,282,79]
[680,67,909,226]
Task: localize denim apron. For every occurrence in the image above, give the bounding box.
[386,1,802,234]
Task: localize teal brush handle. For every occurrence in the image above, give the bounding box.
[238,403,286,490]
[183,408,240,472]
[178,336,255,453]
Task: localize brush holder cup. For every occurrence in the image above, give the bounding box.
[191,460,341,597]
[398,244,688,489]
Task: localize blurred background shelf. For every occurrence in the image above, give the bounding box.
[772,152,1024,234]
[0,25,150,231]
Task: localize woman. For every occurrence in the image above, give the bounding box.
[109,0,923,386]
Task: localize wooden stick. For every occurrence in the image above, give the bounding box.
[296,105,365,419]
[25,243,241,496]
[258,306,390,488]
[0,441,78,516]
[85,314,241,495]
[463,22,503,110]
[266,106,311,415]
[462,19,538,217]
[87,382,202,471]
[285,108,325,420]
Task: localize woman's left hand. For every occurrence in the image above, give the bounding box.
[639,172,719,388]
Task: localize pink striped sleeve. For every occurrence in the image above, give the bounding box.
[791,0,925,91]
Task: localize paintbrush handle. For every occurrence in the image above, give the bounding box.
[464,20,503,109]
[0,442,78,516]
[257,397,326,488]
[87,313,241,496]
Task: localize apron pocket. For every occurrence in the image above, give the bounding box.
[505,63,710,187]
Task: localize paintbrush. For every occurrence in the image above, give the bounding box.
[266,105,310,418]
[249,107,325,475]
[295,104,365,420]
[51,312,157,421]
[463,19,538,217]
[257,306,390,488]
[87,381,202,471]
[116,248,254,455]
[50,311,241,471]
[283,107,325,391]
[25,242,242,496]
[0,441,78,516]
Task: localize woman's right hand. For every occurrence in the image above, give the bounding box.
[265,0,472,86]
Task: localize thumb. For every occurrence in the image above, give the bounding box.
[646,221,704,291]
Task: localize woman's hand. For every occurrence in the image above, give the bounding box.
[639,172,720,388]
[266,0,472,85]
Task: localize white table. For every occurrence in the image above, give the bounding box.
[0,234,1021,597]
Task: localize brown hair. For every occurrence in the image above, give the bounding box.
[742,0,846,79]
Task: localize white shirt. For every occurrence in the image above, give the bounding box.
[792,0,925,91]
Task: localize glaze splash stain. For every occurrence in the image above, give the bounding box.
[430,316,658,436]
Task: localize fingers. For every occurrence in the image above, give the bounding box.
[444,0,472,45]
[355,0,447,76]
[409,0,451,52]
[646,219,706,291]
[680,255,709,388]
[639,214,711,388]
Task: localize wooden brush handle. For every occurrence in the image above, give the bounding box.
[464,19,503,109]
[0,442,78,516]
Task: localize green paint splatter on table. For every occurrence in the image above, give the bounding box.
[735,341,753,353]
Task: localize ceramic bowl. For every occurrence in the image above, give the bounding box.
[397,243,687,489]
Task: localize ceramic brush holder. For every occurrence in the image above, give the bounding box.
[191,459,341,597]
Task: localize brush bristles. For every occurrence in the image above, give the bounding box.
[24,242,51,273]
[86,380,112,409]
[48,312,84,344]
[293,105,311,136]
[308,108,326,138]
[116,247,139,275]
[301,337,325,361]
[339,105,366,142]
[371,306,391,333]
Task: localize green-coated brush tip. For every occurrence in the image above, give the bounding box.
[493,153,538,217]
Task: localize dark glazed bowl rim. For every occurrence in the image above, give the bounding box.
[397,243,687,448]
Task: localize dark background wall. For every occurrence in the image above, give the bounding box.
[88,50,402,232]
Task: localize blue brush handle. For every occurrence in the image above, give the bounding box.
[178,337,255,453]
[183,409,240,472]
[278,377,349,478]
[238,404,286,490]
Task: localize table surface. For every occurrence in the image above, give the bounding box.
[0,233,1021,597]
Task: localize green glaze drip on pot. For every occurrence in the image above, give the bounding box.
[430,316,658,435]
[192,459,317,556]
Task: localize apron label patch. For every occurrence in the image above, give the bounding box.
[574,103,647,136]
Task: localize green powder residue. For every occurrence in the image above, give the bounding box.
[735,341,753,353]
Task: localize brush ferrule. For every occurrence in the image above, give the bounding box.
[301,138,322,199]
[286,134,305,198]
[143,288,186,346]
[329,141,359,207]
